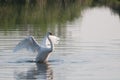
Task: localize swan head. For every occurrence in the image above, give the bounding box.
[48,32,53,35]
[46,32,60,46]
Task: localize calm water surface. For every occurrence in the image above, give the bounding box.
[0,7,120,80]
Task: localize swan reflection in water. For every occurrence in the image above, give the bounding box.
[14,62,53,80]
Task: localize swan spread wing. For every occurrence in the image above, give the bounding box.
[13,36,40,53]
[49,35,60,44]
[40,35,60,48]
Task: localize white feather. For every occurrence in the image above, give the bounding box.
[13,36,39,53]
[13,32,60,62]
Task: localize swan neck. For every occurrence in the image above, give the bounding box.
[47,34,53,51]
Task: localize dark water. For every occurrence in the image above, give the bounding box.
[0,1,120,80]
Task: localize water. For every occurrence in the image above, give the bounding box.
[0,2,120,80]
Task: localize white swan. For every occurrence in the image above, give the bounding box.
[13,32,60,63]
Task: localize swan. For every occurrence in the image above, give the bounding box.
[13,32,60,63]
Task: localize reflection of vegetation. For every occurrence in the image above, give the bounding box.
[90,0,120,15]
[0,0,120,33]
[105,0,120,16]
[0,0,88,31]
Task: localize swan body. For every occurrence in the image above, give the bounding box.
[13,32,60,63]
